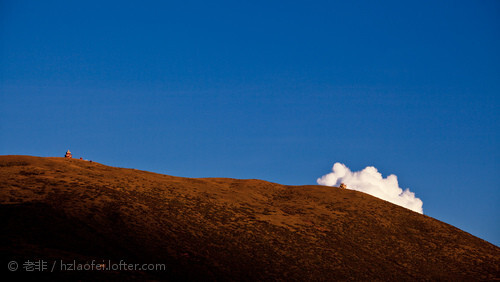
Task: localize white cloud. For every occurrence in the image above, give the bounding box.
[317,163,423,214]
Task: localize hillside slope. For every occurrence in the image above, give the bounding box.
[1,155,499,280]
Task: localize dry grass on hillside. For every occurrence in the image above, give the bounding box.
[1,155,499,280]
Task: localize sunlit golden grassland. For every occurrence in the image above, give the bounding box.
[1,155,499,280]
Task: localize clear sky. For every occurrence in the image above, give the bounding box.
[1,1,499,246]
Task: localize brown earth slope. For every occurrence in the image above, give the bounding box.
[1,155,499,280]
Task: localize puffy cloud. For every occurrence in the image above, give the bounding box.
[317,163,423,214]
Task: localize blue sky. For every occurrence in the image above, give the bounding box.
[1,1,499,245]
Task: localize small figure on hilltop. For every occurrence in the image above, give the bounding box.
[339,183,347,189]
[65,150,72,158]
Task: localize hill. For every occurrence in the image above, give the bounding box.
[1,155,499,280]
